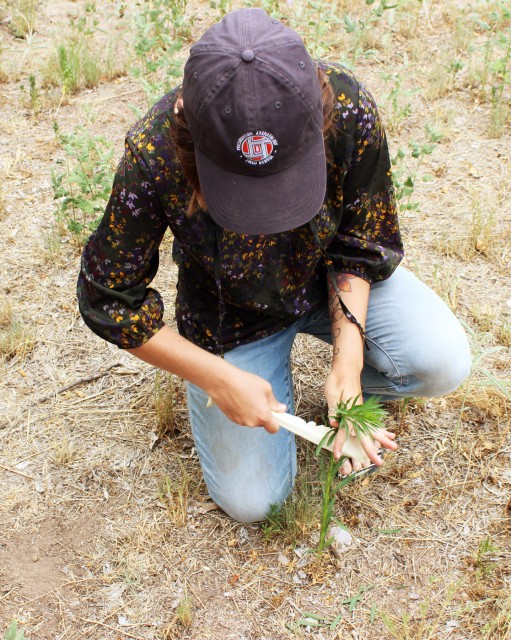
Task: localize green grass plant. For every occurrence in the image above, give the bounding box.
[468,1,511,136]
[379,579,464,640]
[175,593,193,627]
[263,397,387,551]
[154,372,178,438]
[43,3,127,103]
[261,452,321,545]
[315,396,387,554]
[6,0,36,39]
[482,594,511,639]
[20,73,41,113]
[3,621,25,640]
[0,300,34,362]
[158,458,193,526]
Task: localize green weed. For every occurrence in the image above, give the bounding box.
[175,593,193,627]
[289,609,344,631]
[288,0,341,59]
[342,0,400,66]
[391,125,443,212]
[263,398,387,552]
[380,579,464,640]
[315,396,387,554]
[130,0,191,107]
[289,585,372,631]
[51,121,115,246]
[20,73,41,113]
[209,0,232,19]
[474,535,499,580]
[379,69,419,133]
[3,621,25,640]
[162,591,193,636]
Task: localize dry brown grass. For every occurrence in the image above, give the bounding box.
[0,0,510,638]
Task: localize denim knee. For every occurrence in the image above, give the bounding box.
[211,479,293,524]
[407,332,472,397]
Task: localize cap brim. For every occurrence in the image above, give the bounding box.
[195,132,327,235]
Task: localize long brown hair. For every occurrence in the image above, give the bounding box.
[170,66,335,216]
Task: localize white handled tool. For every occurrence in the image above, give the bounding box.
[271,411,367,463]
[206,397,367,462]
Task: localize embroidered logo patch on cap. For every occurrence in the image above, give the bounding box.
[237,131,278,166]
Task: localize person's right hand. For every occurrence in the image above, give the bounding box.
[207,369,286,434]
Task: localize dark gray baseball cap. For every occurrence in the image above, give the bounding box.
[182,8,326,235]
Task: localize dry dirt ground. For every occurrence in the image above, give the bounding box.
[1,1,511,639]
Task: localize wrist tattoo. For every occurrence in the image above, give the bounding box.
[328,274,355,357]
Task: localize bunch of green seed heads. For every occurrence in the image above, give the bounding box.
[315,396,387,554]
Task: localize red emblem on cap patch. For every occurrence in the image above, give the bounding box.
[236,131,278,166]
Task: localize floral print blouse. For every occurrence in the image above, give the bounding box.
[77,62,403,354]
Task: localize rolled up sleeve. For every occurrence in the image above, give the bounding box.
[77,140,168,349]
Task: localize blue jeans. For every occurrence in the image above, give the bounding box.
[186,267,471,523]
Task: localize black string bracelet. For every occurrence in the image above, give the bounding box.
[309,219,370,351]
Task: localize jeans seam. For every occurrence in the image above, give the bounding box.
[364,335,404,390]
[283,356,293,490]
[278,350,298,498]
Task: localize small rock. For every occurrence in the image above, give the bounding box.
[330,525,352,552]
[296,554,312,569]
[445,619,460,630]
[31,555,38,563]
[148,431,159,449]
[106,584,126,601]
[409,591,420,600]
[303,617,318,627]
[34,482,45,494]
[237,526,249,544]
[294,544,308,558]
[277,552,289,566]
[297,570,307,580]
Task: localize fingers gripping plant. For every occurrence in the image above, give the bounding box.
[315,396,387,554]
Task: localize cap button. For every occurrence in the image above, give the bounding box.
[241,49,255,63]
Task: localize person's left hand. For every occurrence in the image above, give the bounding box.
[324,370,398,475]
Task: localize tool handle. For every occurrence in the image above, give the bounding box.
[271,411,367,462]
[206,397,367,462]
